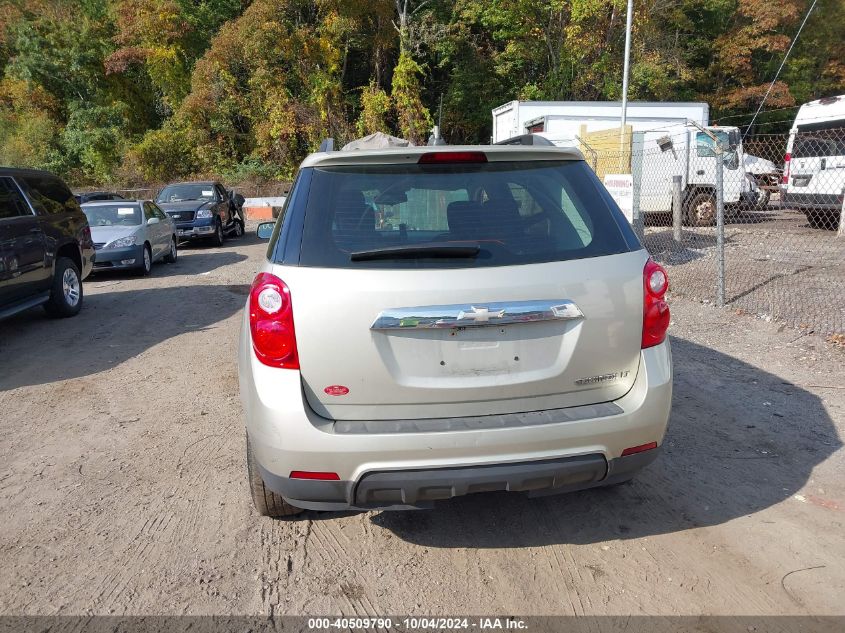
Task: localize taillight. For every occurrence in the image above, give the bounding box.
[642,259,670,349]
[249,272,299,368]
[418,151,487,164]
[782,152,791,184]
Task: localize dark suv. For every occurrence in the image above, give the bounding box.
[155,181,245,246]
[0,168,95,320]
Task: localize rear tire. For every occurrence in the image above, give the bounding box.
[602,474,636,488]
[44,257,83,318]
[246,434,304,518]
[805,210,838,230]
[164,237,178,263]
[685,192,717,226]
[233,218,245,238]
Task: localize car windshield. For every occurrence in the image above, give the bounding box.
[156,184,216,203]
[82,204,142,226]
[296,160,635,269]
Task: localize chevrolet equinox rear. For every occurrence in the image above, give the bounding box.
[238,145,672,517]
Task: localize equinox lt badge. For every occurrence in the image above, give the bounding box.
[575,370,630,386]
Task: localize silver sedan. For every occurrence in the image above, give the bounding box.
[82,200,178,275]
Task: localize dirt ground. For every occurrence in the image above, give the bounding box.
[1,225,843,617]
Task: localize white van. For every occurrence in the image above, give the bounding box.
[782,95,845,228]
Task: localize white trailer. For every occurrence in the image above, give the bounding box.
[491,100,709,145]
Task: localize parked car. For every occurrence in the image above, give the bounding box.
[155,181,245,245]
[82,200,177,276]
[74,191,125,204]
[0,168,94,320]
[239,144,673,517]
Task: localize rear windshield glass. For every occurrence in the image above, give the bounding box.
[297,160,633,268]
[82,204,142,226]
[793,124,845,158]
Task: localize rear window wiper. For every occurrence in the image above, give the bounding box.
[350,243,481,262]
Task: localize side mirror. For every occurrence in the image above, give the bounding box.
[147,217,160,225]
[257,222,275,240]
[234,193,245,207]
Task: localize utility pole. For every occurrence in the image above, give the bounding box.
[619,0,633,171]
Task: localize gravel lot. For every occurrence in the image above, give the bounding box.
[1,225,843,617]
[644,204,845,335]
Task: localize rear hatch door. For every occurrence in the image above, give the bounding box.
[284,155,645,421]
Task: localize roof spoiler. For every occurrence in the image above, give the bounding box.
[319,138,334,152]
[494,134,555,147]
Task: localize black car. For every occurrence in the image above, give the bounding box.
[155,181,245,246]
[74,191,125,204]
[0,168,95,320]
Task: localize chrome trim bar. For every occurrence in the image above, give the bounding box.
[370,300,584,330]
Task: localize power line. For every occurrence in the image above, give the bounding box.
[743,0,819,139]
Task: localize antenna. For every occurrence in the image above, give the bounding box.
[428,95,447,145]
[438,94,443,133]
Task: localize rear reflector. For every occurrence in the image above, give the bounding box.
[289,471,341,481]
[418,151,487,164]
[621,442,658,457]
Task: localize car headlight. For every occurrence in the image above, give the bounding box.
[104,235,136,249]
[196,209,214,218]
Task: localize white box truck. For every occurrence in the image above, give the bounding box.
[491,100,709,145]
[492,100,754,225]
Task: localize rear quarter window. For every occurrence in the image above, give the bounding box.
[293,160,636,269]
[20,174,81,216]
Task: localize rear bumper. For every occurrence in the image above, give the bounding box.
[257,449,659,511]
[239,318,673,510]
[782,192,844,210]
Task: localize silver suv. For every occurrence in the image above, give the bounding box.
[238,145,672,517]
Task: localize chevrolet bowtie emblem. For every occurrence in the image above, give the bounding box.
[456,306,506,323]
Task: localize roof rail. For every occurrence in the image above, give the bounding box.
[319,138,334,152]
[494,134,555,147]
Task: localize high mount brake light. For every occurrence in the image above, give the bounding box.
[642,259,670,349]
[249,272,299,369]
[418,151,488,164]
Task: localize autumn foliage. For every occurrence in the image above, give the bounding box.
[0,0,843,184]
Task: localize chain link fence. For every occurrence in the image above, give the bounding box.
[589,126,844,336]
